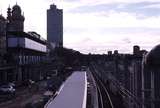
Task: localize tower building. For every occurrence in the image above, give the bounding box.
[4,4,47,84]
[7,4,25,32]
[47,4,63,47]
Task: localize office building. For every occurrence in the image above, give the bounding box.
[47,4,63,47]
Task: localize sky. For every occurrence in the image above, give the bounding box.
[1,0,160,54]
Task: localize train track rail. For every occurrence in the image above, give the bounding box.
[94,63,143,107]
[91,70,114,108]
[91,62,144,108]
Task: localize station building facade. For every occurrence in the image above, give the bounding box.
[0,4,47,85]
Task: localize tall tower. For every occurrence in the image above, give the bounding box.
[47,4,63,47]
[7,4,25,32]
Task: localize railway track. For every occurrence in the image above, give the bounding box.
[94,63,143,108]
[91,62,143,108]
[91,70,114,108]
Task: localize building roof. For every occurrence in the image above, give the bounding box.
[11,4,25,21]
[7,31,46,44]
[145,44,160,69]
[12,4,21,12]
[0,14,5,21]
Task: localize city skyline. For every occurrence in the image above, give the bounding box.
[1,0,160,54]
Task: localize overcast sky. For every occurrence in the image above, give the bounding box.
[1,0,160,54]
